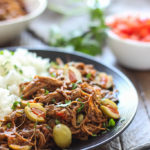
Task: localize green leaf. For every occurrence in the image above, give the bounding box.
[6,123,11,128]
[92,133,97,137]
[77,99,84,113]
[50,73,56,78]
[0,51,4,55]
[27,102,30,107]
[10,51,15,55]
[11,101,21,110]
[45,90,49,95]
[55,119,60,125]
[108,119,116,127]
[86,73,91,79]
[72,83,78,90]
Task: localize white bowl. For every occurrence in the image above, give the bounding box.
[107,12,150,70]
[0,0,47,45]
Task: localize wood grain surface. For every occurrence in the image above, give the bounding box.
[1,0,150,150]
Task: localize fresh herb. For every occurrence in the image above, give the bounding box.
[45,90,49,95]
[6,123,11,128]
[14,65,23,74]
[56,100,71,107]
[48,0,107,56]
[86,73,91,79]
[77,99,84,113]
[50,73,56,78]
[50,61,59,69]
[72,83,78,90]
[10,51,14,55]
[108,119,116,127]
[27,102,30,107]
[11,101,21,110]
[0,51,4,55]
[55,119,60,125]
[92,133,97,137]
[51,98,56,103]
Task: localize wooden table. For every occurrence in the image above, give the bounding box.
[1,0,150,149]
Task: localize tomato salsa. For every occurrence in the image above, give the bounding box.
[107,16,150,42]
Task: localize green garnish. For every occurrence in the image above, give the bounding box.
[11,101,21,110]
[27,102,30,107]
[48,0,107,56]
[55,119,60,125]
[50,61,59,69]
[14,65,23,74]
[56,100,71,107]
[86,73,91,79]
[72,83,78,90]
[51,98,56,103]
[92,134,97,137]
[10,51,14,55]
[77,99,84,113]
[6,123,11,128]
[45,90,49,95]
[108,119,116,127]
[0,51,4,55]
[50,73,56,77]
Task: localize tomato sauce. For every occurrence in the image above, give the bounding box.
[108,16,150,42]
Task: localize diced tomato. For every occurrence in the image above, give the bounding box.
[56,111,66,120]
[68,69,77,83]
[108,15,150,42]
[31,107,45,118]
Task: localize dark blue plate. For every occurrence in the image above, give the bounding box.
[6,46,138,150]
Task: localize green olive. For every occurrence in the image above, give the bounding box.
[101,99,118,109]
[77,114,84,124]
[9,144,31,150]
[24,103,46,122]
[53,124,72,148]
[100,105,120,119]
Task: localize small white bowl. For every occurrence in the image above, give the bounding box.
[0,0,47,45]
[107,12,150,70]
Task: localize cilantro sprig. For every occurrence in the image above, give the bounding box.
[48,0,107,56]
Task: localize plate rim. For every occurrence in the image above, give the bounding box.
[2,46,139,149]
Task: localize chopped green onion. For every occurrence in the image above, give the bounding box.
[55,119,60,125]
[86,73,91,79]
[0,51,4,55]
[45,90,49,95]
[11,101,21,110]
[10,51,15,55]
[77,99,84,113]
[50,73,56,77]
[92,134,97,137]
[108,119,116,127]
[72,83,77,90]
[27,102,30,107]
[6,123,11,128]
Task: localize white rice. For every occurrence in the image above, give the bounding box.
[0,48,50,119]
